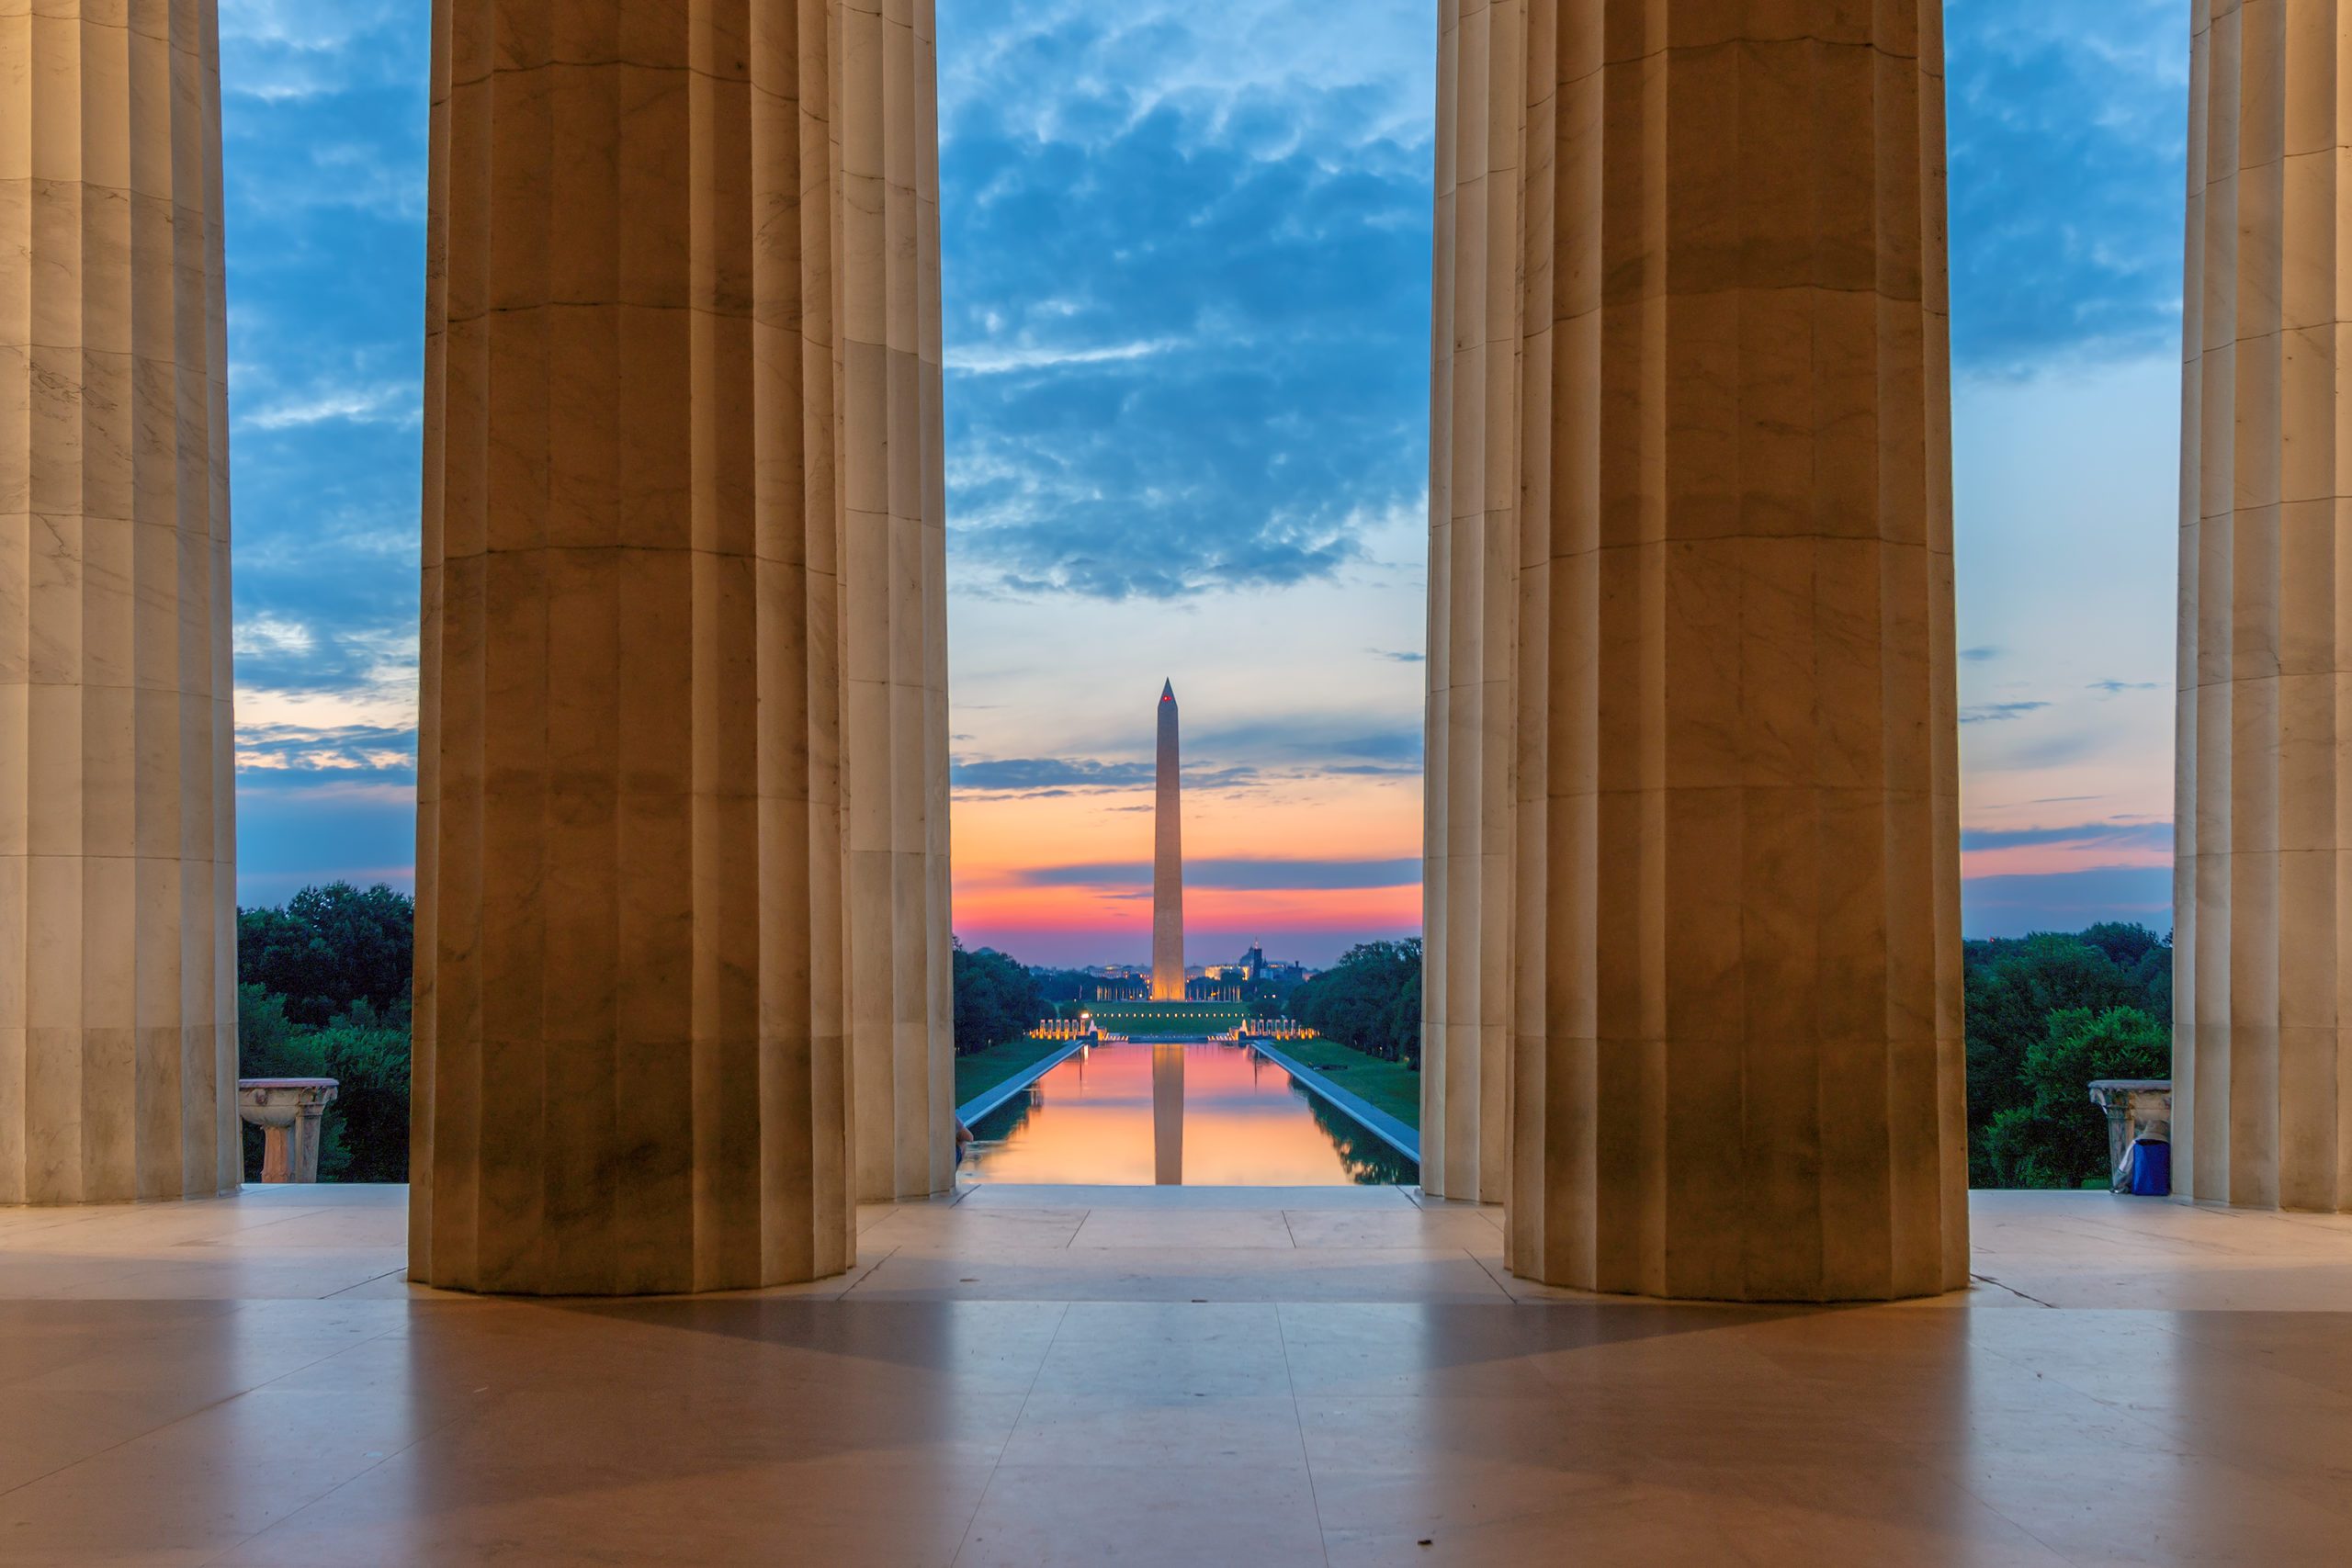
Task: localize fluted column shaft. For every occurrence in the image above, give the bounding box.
[841,0,952,1203]
[0,0,238,1203]
[415,0,946,1293]
[1423,0,1522,1204]
[2177,0,2352,1213]
[1497,2,1966,1300]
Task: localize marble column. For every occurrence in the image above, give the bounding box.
[0,0,240,1203]
[1496,2,1967,1299]
[2176,0,2352,1213]
[841,0,954,1203]
[413,0,949,1293]
[1422,0,1522,1204]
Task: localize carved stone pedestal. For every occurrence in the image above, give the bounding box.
[236,1079,339,1184]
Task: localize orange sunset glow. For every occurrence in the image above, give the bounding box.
[962,1042,1411,1186]
[952,764,1421,966]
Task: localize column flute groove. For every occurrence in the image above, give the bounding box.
[1466,2,1966,1301]
[1,0,240,1204]
[1424,0,1524,1205]
[413,0,949,1293]
[2176,0,2352,1213]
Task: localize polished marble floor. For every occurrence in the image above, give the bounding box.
[0,1186,2348,1565]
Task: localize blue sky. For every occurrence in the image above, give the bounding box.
[218,0,2189,953]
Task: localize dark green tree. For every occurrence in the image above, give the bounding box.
[953,940,1046,1055]
[1962,924,2172,1187]
[1289,940,1421,1066]
[235,886,416,1182]
[1982,1005,2169,1189]
[237,882,415,1027]
[233,983,410,1182]
[1030,966,1097,1005]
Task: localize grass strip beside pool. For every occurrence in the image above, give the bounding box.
[1283,1040,1421,1129]
[954,1036,1078,1111]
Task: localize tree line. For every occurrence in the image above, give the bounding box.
[238,883,414,1182]
[1964,922,2171,1189]
[1225,925,2176,1190]
[1288,940,1421,1067]
[234,884,2176,1192]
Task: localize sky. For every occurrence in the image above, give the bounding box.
[216,0,2189,967]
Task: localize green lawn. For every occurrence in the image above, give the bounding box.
[1282,1039,1421,1129]
[954,1035,1077,1111]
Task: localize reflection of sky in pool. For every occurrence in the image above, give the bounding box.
[964,1042,1418,1186]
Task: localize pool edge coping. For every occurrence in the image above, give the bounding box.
[1243,1036,1422,1166]
[956,1038,1090,1128]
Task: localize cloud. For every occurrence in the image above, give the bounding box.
[219,2,426,111]
[952,757,1259,794]
[1193,716,1423,773]
[2089,679,2165,694]
[1372,649,1424,663]
[1945,0,2189,373]
[1963,866,2173,940]
[937,3,1433,600]
[1960,701,2052,725]
[240,379,420,432]
[1019,857,1421,891]
[221,0,407,51]
[1960,646,2002,662]
[938,0,1435,154]
[233,613,316,658]
[948,338,1189,375]
[1960,820,2172,854]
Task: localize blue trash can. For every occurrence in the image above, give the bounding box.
[2127,1137,2171,1197]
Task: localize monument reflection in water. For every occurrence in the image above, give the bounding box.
[964,1043,1416,1186]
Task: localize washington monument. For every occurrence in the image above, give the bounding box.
[1152,680,1185,999]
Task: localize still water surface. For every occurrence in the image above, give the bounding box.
[964,1041,1417,1186]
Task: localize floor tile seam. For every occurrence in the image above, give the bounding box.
[317,1264,410,1300]
[186,1392,469,1568]
[1271,1297,1336,1567]
[950,1300,1071,1566]
[1960,1337,2256,1434]
[0,1318,410,1510]
[1464,1247,1529,1304]
[1933,1452,2101,1566]
[2,1335,393,1456]
[172,1205,341,1246]
[830,1246,899,1299]
[2152,1316,2352,1400]
[2083,1323,2352,1413]
[1967,1271,2059,1308]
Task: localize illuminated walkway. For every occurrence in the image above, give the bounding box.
[1,1190,2349,1563]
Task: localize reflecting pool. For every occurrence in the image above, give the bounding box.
[963,1042,1418,1186]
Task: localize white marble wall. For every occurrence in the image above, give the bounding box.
[2176,0,2352,1213]
[0,0,240,1203]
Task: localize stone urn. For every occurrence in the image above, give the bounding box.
[237,1078,340,1183]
